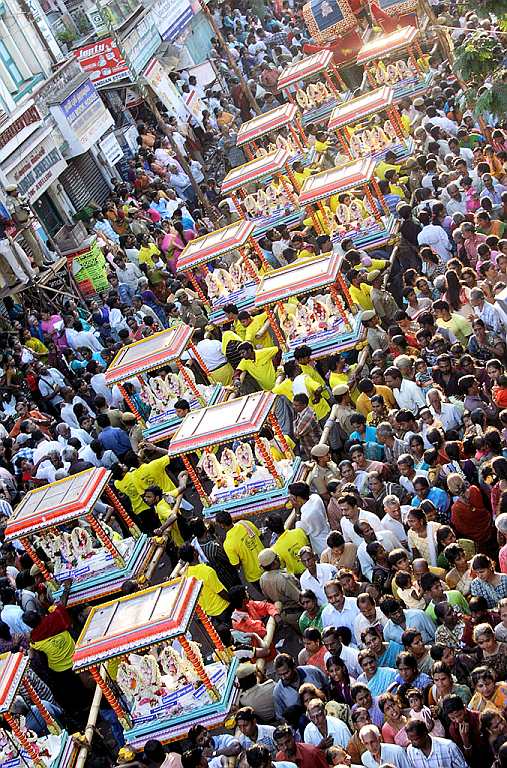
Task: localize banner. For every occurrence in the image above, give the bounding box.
[144,59,189,124]
[68,239,109,297]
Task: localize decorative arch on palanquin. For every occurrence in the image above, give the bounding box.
[302,0,357,44]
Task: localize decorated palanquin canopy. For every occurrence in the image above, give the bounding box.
[254,252,344,308]
[4,468,111,540]
[328,85,395,130]
[177,221,255,272]
[73,577,202,671]
[278,50,334,91]
[302,0,357,43]
[299,157,377,205]
[0,652,29,714]
[167,391,277,456]
[356,26,420,64]
[221,149,291,194]
[236,104,298,147]
[104,325,194,384]
[371,0,418,19]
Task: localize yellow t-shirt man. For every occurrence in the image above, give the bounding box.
[375,160,402,181]
[114,471,149,516]
[31,631,75,672]
[244,312,271,349]
[273,378,294,401]
[303,375,331,422]
[436,314,473,347]
[154,497,184,546]
[138,243,161,269]
[223,520,264,583]
[356,385,396,417]
[134,455,177,495]
[272,528,309,575]
[238,347,278,390]
[186,563,229,616]
[349,282,373,311]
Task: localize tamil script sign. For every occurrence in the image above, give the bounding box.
[7,136,67,201]
[59,79,114,150]
[73,37,129,86]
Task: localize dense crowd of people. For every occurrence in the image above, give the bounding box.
[3,2,507,768]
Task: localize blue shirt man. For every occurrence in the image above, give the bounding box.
[382,604,436,645]
[97,421,132,458]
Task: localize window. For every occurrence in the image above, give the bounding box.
[0,40,23,87]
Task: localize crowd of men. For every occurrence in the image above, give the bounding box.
[2,2,507,768]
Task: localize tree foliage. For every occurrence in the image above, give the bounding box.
[453,31,504,83]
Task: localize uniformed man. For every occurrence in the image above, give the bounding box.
[5,185,45,268]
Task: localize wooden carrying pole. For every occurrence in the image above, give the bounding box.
[195,0,261,116]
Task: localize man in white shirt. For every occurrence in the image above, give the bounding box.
[470,287,504,335]
[1,588,31,635]
[353,594,388,647]
[289,482,330,556]
[423,106,458,136]
[356,523,404,582]
[360,724,410,768]
[406,720,468,768]
[304,699,351,749]
[338,493,382,546]
[55,422,92,448]
[381,496,409,547]
[384,366,425,413]
[299,547,337,605]
[234,708,276,753]
[321,580,360,639]
[322,626,362,678]
[79,441,118,468]
[185,337,229,376]
[426,389,463,432]
[37,365,66,409]
[115,256,143,305]
[445,184,467,215]
[65,321,103,353]
[448,138,474,169]
[417,215,452,262]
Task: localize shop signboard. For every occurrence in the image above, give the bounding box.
[73,38,130,87]
[152,0,194,42]
[51,78,114,156]
[122,12,161,76]
[68,239,109,297]
[6,135,67,202]
[99,133,124,166]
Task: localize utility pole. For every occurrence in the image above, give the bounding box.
[195,0,261,116]
[141,83,218,223]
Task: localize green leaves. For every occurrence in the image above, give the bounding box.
[474,79,507,118]
[454,30,504,82]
